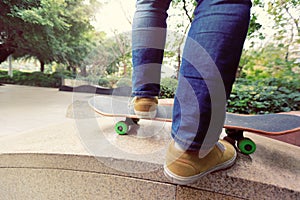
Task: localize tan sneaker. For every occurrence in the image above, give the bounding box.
[133,97,158,118]
[164,139,236,185]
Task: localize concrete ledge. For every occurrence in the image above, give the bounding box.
[0,147,299,200]
[0,162,176,200]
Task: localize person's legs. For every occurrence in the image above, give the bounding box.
[172,0,252,153]
[165,0,252,184]
[131,0,172,118]
[131,0,172,97]
[131,0,252,184]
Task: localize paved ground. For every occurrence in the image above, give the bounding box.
[0,85,74,137]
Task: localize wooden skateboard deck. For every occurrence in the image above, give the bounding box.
[89,95,300,154]
[224,113,300,135]
[89,95,173,122]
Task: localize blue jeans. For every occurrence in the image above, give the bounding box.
[132,0,252,151]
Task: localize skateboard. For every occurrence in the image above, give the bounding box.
[89,96,300,155]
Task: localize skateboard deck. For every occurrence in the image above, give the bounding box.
[89,95,300,154]
[89,95,173,122]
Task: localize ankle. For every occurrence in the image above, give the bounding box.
[174,142,186,151]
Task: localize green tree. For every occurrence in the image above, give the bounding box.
[0,0,40,63]
[0,0,100,72]
[169,0,195,77]
[169,0,263,78]
[85,31,132,77]
[267,0,300,61]
[240,44,299,81]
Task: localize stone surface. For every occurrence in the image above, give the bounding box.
[0,168,176,200]
[176,186,242,200]
[0,85,74,137]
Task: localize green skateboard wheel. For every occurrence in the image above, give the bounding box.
[115,121,128,135]
[238,138,256,155]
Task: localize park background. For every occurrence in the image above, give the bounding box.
[0,0,299,114]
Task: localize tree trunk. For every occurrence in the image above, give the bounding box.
[123,64,127,76]
[8,55,13,77]
[80,66,87,77]
[0,48,14,64]
[72,66,76,74]
[40,60,45,73]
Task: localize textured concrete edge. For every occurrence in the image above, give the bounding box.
[0,152,299,199]
[0,153,167,182]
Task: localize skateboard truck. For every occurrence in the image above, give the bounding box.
[224,129,256,155]
[115,117,140,135]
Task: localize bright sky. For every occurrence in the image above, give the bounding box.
[93,0,136,34]
[93,0,191,35]
[93,0,274,34]
[93,0,299,50]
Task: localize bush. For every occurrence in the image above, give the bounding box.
[98,78,110,88]
[107,76,120,88]
[61,70,76,79]
[116,77,132,87]
[0,74,14,84]
[157,76,300,114]
[0,70,62,88]
[98,76,129,88]
[227,78,300,114]
[50,72,64,87]
[0,71,8,76]
[160,77,178,98]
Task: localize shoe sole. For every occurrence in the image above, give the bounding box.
[134,109,157,119]
[163,150,237,185]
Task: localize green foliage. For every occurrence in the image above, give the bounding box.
[235,39,299,114]
[156,76,300,114]
[247,13,264,40]
[227,78,300,114]
[267,0,299,36]
[116,78,132,87]
[159,77,178,98]
[0,74,14,84]
[239,44,300,81]
[0,71,8,75]
[0,70,63,87]
[85,32,132,77]
[59,70,76,79]
[77,75,132,89]
[96,76,129,88]
[0,0,100,72]
[98,78,110,88]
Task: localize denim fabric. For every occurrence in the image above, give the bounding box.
[132,0,252,151]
